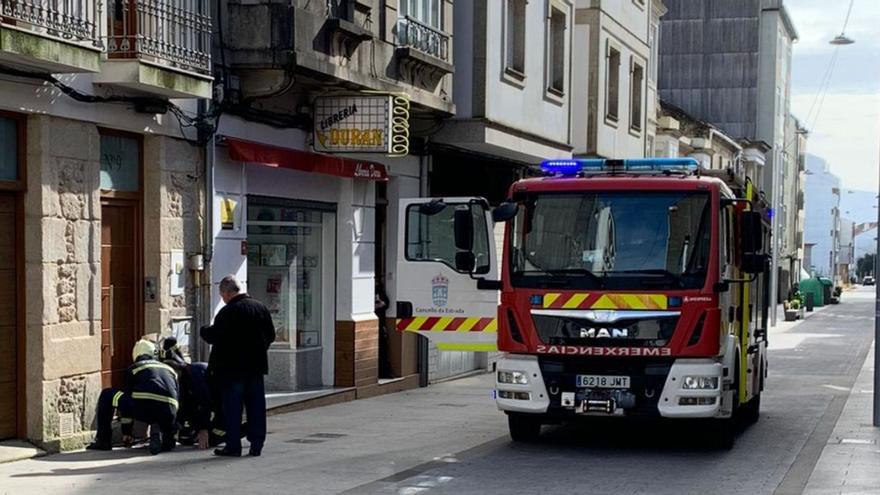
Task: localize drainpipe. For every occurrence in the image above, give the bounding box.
[197,98,215,363]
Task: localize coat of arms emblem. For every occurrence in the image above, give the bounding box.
[432,274,449,307]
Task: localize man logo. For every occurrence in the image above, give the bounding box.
[580,327,628,338]
[432,274,449,307]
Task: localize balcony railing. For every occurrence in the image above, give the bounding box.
[106,0,211,75]
[0,0,100,47]
[396,15,449,61]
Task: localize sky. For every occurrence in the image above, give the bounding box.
[787,0,880,192]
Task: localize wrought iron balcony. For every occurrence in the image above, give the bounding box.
[0,0,100,46]
[105,0,211,75]
[396,15,449,62]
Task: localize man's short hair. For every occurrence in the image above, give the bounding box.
[219,275,241,295]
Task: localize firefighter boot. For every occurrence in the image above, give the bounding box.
[149,425,162,455]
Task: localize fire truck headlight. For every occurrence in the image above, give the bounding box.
[498,371,529,385]
[682,376,719,390]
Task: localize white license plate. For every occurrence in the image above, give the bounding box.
[576,375,630,389]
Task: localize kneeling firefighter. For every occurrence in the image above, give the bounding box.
[87,339,180,455]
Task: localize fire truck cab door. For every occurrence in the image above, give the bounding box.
[394,198,499,352]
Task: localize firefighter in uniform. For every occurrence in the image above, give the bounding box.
[159,336,247,449]
[87,339,180,455]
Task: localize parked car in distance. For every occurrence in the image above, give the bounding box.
[864,276,875,286]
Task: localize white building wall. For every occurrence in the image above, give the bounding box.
[573,0,650,158]
[481,0,573,145]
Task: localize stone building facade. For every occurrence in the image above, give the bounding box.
[14,115,204,451]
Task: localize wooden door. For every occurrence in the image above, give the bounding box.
[101,200,141,387]
[0,194,18,438]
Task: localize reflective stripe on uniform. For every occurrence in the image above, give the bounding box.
[131,362,176,375]
[131,392,179,409]
[212,429,226,436]
[112,391,124,407]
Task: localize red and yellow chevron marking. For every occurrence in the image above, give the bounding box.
[542,293,668,310]
[396,316,498,333]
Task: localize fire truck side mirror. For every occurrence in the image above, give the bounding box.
[492,202,519,223]
[453,207,474,252]
[455,252,476,273]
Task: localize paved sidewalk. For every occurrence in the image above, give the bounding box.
[0,373,507,495]
[803,345,880,494]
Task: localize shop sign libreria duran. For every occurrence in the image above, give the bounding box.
[313,95,410,156]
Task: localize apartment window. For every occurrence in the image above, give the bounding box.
[400,0,441,29]
[328,0,354,21]
[547,5,566,96]
[630,58,644,132]
[605,43,621,122]
[505,0,527,77]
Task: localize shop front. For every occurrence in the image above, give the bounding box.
[213,134,388,393]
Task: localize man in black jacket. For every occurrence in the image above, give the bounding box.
[201,275,275,457]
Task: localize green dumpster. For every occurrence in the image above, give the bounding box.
[799,276,825,309]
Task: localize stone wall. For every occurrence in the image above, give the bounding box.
[22,117,203,451]
[24,115,103,451]
[143,136,204,345]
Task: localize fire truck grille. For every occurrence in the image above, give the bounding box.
[532,314,679,347]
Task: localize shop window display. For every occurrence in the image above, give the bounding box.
[247,200,327,348]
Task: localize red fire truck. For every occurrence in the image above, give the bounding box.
[395,157,770,448]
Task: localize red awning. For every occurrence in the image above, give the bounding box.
[225,137,388,181]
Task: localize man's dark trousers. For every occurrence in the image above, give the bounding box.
[221,375,266,455]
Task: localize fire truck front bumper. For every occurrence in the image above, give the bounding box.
[495,354,724,418]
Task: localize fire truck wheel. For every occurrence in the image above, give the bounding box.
[708,417,736,450]
[742,393,761,425]
[507,413,542,442]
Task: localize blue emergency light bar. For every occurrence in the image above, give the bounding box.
[540,158,700,176]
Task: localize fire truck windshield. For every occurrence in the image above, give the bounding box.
[510,191,711,290]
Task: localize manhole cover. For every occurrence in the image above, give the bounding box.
[309,433,347,439]
[286,438,325,444]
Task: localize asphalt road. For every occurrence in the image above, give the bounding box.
[0,288,874,495]
[355,287,876,495]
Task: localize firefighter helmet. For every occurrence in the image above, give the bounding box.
[132,339,156,361]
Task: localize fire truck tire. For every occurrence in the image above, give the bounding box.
[507,413,542,442]
[742,393,761,425]
[708,417,736,450]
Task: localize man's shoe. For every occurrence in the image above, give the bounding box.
[248,448,261,457]
[149,425,162,455]
[86,441,111,451]
[213,448,241,457]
